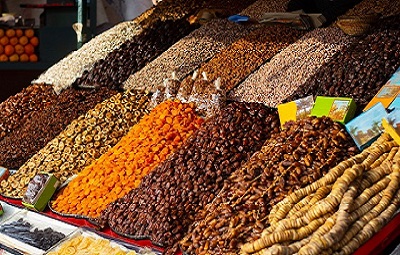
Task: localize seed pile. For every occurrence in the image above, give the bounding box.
[74,19,197,90]
[180,24,305,94]
[123,19,252,92]
[0,84,56,141]
[241,133,399,255]
[239,0,290,20]
[33,22,143,93]
[345,0,400,17]
[98,102,280,253]
[230,27,354,107]
[285,16,400,108]
[0,90,148,199]
[51,101,204,218]
[180,116,358,255]
[0,87,117,170]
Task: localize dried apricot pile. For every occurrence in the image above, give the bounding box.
[51,100,203,218]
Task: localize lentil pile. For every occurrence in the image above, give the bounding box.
[51,101,204,218]
[0,89,146,199]
[33,22,143,93]
[285,16,400,108]
[230,27,354,107]
[0,84,57,141]
[98,102,280,253]
[180,24,305,94]
[180,117,358,255]
[0,87,117,170]
[241,134,399,255]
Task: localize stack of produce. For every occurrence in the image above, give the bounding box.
[0,28,39,63]
[229,26,355,106]
[98,102,280,254]
[0,84,56,141]
[51,101,204,218]
[180,116,358,255]
[346,0,400,17]
[285,15,400,108]
[240,133,399,255]
[124,0,291,92]
[0,87,117,170]
[74,0,257,90]
[0,90,149,198]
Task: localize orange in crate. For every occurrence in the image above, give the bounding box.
[24,44,35,55]
[24,29,35,38]
[5,29,15,38]
[20,53,29,62]
[14,44,24,55]
[0,54,8,62]
[29,54,38,62]
[0,45,3,54]
[9,54,19,62]
[4,45,14,56]
[30,36,39,47]
[9,37,18,46]
[0,37,9,46]
[19,36,28,46]
[15,29,23,38]
[0,29,4,37]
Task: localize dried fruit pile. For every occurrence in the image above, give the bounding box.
[98,102,280,253]
[180,116,358,254]
[241,134,400,255]
[285,15,400,108]
[0,87,117,170]
[51,101,203,218]
[0,90,149,198]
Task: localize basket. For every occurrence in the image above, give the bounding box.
[336,14,380,36]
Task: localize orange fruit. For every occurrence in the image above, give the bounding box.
[0,36,9,46]
[15,29,23,38]
[0,29,4,38]
[24,44,35,55]
[30,36,39,47]
[0,45,3,55]
[5,29,15,38]
[14,44,24,55]
[4,45,14,56]
[9,37,18,46]
[19,36,28,46]
[24,29,35,38]
[20,53,29,62]
[9,54,19,62]
[29,54,38,62]
[0,54,8,62]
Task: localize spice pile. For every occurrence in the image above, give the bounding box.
[51,101,203,218]
[0,90,148,198]
[180,116,358,254]
[98,102,280,254]
[0,87,117,170]
[241,133,399,255]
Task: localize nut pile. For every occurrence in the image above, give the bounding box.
[230,27,354,107]
[98,102,280,253]
[240,0,290,20]
[180,116,358,255]
[0,84,56,141]
[180,24,305,94]
[74,19,197,90]
[51,101,204,218]
[345,0,400,17]
[0,87,117,170]
[33,21,143,93]
[0,90,147,199]
[285,16,400,108]
[123,19,252,92]
[241,134,399,255]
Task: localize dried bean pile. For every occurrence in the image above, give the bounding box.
[182,25,305,94]
[98,102,280,253]
[345,0,400,17]
[33,22,143,93]
[74,19,197,90]
[0,87,117,170]
[285,16,400,109]
[124,0,290,92]
[181,117,358,255]
[0,90,149,199]
[242,134,399,255]
[51,101,203,218]
[0,84,56,141]
[124,19,252,92]
[230,27,354,107]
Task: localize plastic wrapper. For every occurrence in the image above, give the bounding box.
[176,70,199,102]
[23,174,49,205]
[164,72,180,99]
[149,84,166,109]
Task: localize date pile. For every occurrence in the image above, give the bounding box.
[51,101,203,218]
[0,84,56,141]
[97,102,280,253]
[180,117,358,255]
[286,15,400,108]
[0,218,66,251]
[0,87,117,170]
[0,90,148,199]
